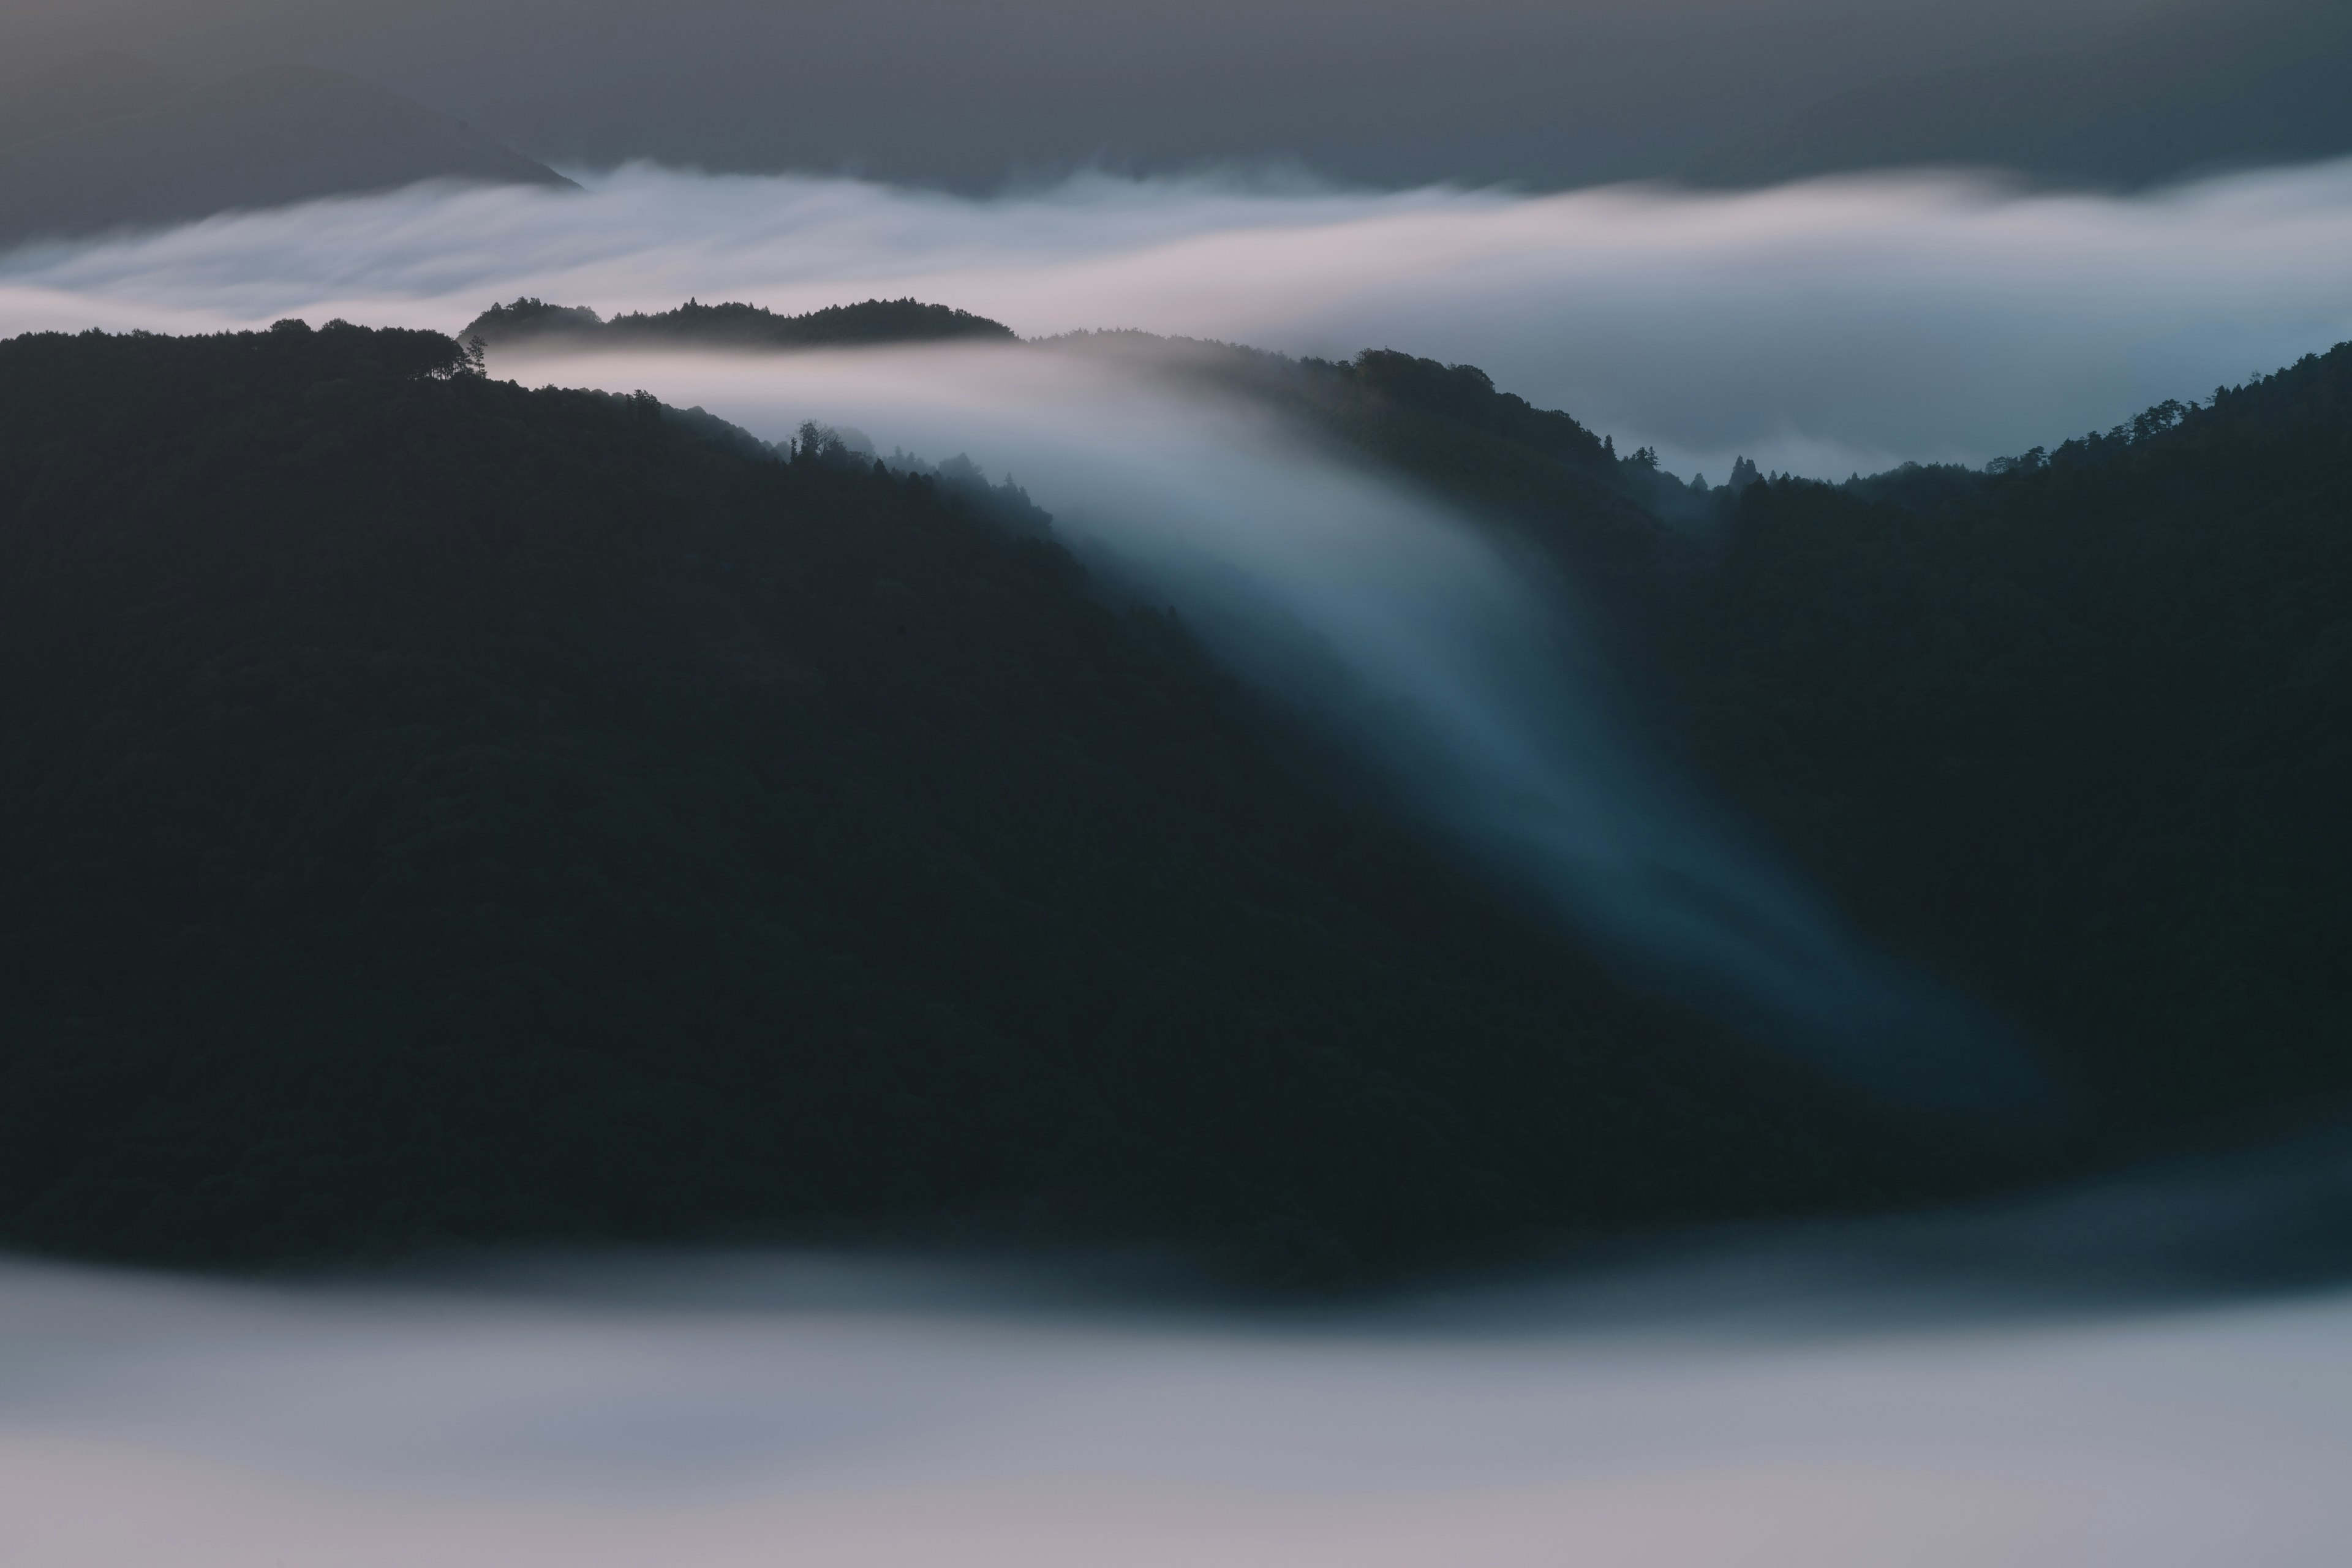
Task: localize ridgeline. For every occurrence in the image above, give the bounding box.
[463,297,1020,353]
[0,319,1869,1280]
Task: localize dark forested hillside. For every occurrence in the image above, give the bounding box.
[1649,347,2352,1135]
[465,298,1019,353]
[1046,331,1703,574]
[8,314,2338,1283]
[0,321,1880,1278]
[1089,324,2352,1156]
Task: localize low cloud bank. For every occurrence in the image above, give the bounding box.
[7,1192,2352,1568]
[3,160,2351,476]
[15,1102,2352,1566]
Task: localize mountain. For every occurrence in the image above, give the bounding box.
[6,308,2346,1281]
[0,61,574,252]
[1699,0,2352,187]
[464,297,1021,353]
[1646,347,2352,1134]
[0,319,1878,1278]
[1035,324,2352,1150]
[1312,328,2352,1144]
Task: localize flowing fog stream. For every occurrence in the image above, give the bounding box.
[489,340,2057,1128]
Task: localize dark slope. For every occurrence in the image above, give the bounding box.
[0,322,1881,1278]
[0,65,573,252]
[1042,332,1702,575]
[1088,327,2352,1156]
[1649,345,2352,1137]
[1701,0,2352,187]
[465,297,1019,353]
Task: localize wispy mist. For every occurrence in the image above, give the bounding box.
[5,160,2352,475]
[499,341,2056,1125]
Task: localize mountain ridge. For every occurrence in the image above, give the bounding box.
[464,296,1020,353]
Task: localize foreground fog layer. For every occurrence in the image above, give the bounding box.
[3,160,2352,475]
[4,1251,2351,1568]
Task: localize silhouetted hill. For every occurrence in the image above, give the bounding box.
[0,64,573,251]
[1700,0,2352,187]
[1094,325,2352,1156]
[9,309,2344,1281]
[464,296,1020,352]
[1040,331,1713,573]
[0,320,1876,1278]
[1638,344,2352,1141]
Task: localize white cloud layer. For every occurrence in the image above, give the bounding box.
[6,1242,2351,1568]
[5,159,2352,477]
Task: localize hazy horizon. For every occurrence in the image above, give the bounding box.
[7,157,2351,480]
[8,9,2352,1563]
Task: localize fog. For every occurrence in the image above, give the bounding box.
[5,159,2352,478]
[482,338,2046,1126]
[9,1185,2352,1568]
[19,1085,2352,1565]
[8,101,2352,1561]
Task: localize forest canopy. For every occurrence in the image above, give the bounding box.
[2,312,2346,1283]
[0,318,1872,1280]
[463,296,1020,352]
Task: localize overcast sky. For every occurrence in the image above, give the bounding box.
[1,0,2176,187]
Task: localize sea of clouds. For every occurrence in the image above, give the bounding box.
[8,1207,2352,1568]
[12,1117,2352,1566]
[10,158,2352,1567]
[4,158,2352,477]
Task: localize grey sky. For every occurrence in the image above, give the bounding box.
[2,0,2180,189]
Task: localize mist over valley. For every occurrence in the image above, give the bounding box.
[9,157,2352,480]
[4,6,2352,1561]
